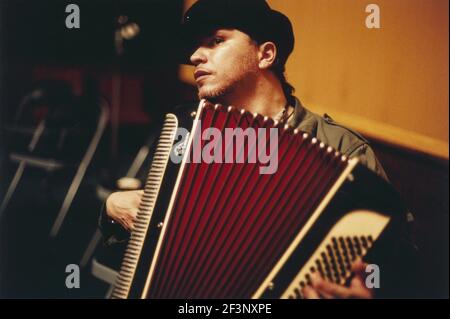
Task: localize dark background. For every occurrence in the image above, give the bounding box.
[0,0,197,298]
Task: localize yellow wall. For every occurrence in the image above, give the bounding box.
[181,0,449,159]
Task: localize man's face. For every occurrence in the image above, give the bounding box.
[190,29,260,101]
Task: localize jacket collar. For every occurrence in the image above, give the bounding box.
[288,97,318,135]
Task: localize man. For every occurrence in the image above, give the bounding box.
[102,0,417,298]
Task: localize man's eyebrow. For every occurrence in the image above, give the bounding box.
[214,29,233,36]
[201,30,222,40]
[194,29,231,46]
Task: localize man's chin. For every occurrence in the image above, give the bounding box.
[198,86,228,102]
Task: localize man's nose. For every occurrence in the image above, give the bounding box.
[190,46,207,66]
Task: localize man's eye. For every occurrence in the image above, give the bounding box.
[212,37,224,45]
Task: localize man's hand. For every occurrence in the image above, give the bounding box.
[302,259,374,299]
[105,190,144,231]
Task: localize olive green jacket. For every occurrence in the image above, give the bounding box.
[288,98,387,180]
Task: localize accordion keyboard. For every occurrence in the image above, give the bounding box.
[281,210,389,299]
[111,114,179,299]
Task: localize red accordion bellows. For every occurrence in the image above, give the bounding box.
[145,103,347,298]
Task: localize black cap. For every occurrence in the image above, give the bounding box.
[180,0,295,66]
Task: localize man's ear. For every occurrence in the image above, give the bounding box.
[258,42,277,70]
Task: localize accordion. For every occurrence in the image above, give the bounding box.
[111,100,405,299]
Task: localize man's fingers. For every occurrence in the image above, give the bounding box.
[133,190,144,205]
[302,263,374,299]
[311,274,352,299]
[131,209,139,221]
[351,258,367,279]
[350,277,373,298]
[351,258,365,270]
[315,282,352,299]
[116,213,136,231]
[310,274,335,299]
[127,210,139,230]
[125,219,135,232]
[118,220,130,231]
[135,190,144,198]
[350,274,365,288]
[310,272,373,299]
[302,286,320,299]
[316,289,335,299]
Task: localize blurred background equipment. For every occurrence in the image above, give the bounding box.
[0,0,195,298]
[110,14,141,163]
[0,78,109,297]
[1,80,108,225]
